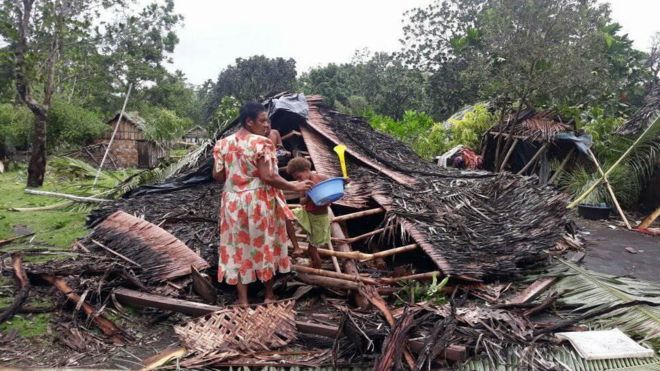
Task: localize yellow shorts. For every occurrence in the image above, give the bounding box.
[293,209,331,246]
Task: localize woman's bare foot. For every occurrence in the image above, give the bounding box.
[291,248,305,258]
[235,282,249,307]
[264,295,278,304]
[264,279,277,304]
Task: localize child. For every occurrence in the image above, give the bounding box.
[286,157,329,269]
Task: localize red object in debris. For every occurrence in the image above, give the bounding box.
[460,148,483,170]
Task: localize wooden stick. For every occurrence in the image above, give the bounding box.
[569,115,659,208]
[91,239,142,267]
[24,189,111,203]
[332,226,391,244]
[141,346,187,371]
[293,264,378,285]
[9,201,73,212]
[332,208,385,223]
[0,254,31,324]
[517,142,549,175]
[498,138,519,172]
[639,205,660,229]
[587,149,632,229]
[296,272,359,290]
[0,233,35,248]
[548,147,575,184]
[298,243,417,261]
[326,239,342,273]
[329,209,369,308]
[378,271,441,284]
[43,275,126,345]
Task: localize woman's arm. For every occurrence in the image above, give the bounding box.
[258,157,312,192]
[212,163,226,183]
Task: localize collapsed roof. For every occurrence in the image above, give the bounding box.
[89,93,569,281]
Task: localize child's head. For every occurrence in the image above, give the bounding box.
[287,157,312,181]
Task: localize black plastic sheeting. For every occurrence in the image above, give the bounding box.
[123,94,309,198]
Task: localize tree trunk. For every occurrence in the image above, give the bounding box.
[27,113,47,187]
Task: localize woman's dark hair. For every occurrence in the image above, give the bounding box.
[239,102,266,126]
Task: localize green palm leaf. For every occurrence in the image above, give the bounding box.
[548,259,660,348]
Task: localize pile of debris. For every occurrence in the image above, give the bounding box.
[1,93,658,369]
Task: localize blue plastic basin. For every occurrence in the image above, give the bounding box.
[307,177,345,206]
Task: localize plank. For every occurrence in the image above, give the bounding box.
[507,277,557,305]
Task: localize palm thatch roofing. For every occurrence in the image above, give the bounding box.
[89,94,569,282]
[617,84,660,136]
[489,110,573,142]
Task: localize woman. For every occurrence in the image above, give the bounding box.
[212,102,312,305]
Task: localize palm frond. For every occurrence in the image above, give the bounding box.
[460,345,660,371]
[548,259,660,348]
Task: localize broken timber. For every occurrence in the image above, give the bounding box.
[0,254,31,324]
[329,209,369,308]
[298,243,418,261]
[507,277,556,305]
[113,288,466,362]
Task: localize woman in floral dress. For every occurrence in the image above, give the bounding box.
[212,102,312,305]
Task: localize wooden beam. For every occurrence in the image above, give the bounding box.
[24,189,111,203]
[378,271,441,284]
[548,147,575,184]
[329,209,369,308]
[639,205,660,229]
[191,266,217,304]
[293,264,378,285]
[332,208,385,223]
[297,243,417,262]
[332,227,391,244]
[507,277,556,305]
[516,142,549,175]
[498,138,519,172]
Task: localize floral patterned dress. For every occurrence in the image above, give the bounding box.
[213,130,294,284]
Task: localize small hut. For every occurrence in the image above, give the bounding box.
[94,112,165,169]
[482,110,588,184]
[183,125,208,145]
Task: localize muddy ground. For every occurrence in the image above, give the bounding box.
[0,214,658,368]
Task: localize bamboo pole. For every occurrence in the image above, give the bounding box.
[332,208,385,223]
[639,205,660,229]
[91,239,142,267]
[568,115,659,208]
[332,226,391,244]
[498,138,519,172]
[93,83,132,189]
[548,147,575,184]
[293,264,378,285]
[516,142,549,175]
[378,271,441,284]
[326,239,342,273]
[587,149,632,229]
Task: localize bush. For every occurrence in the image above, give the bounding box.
[47,100,107,150]
[210,96,240,133]
[0,103,33,154]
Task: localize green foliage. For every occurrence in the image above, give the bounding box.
[445,104,494,151]
[142,107,193,142]
[46,100,107,149]
[395,275,449,306]
[0,103,33,152]
[211,95,240,133]
[367,109,436,157]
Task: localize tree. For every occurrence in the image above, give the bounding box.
[0,0,183,186]
[401,0,644,115]
[204,56,297,121]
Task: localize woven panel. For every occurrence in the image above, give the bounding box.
[174,300,297,357]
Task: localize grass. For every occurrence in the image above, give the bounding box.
[0,166,134,249]
[0,313,52,338]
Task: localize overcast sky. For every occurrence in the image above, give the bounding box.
[168,0,660,86]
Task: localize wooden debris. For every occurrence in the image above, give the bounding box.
[298,243,418,261]
[24,188,111,203]
[293,264,378,285]
[332,207,385,223]
[375,308,417,371]
[329,209,369,308]
[0,254,31,324]
[507,277,557,305]
[516,142,549,175]
[141,346,187,371]
[91,239,141,267]
[90,210,209,282]
[114,287,222,316]
[0,233,35,248]
[43,275,127,345]
[191,266,217,304]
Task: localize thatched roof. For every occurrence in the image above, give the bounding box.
[617,84,660,136]
[106,111,147,131]
[90,94,568,282]
[490,110,572,142]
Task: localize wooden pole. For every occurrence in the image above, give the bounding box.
[332,227,390,244]
[297,243,417,261]
[568,115,659,208]
[332,208,385,223]
[329,209,369,308]
[498,138,519,172]
[24,189,111,203]
[639,205,660,229]
[587,149,632,229]
[93,83,132,189]
[293,264,378,285]
[91,239,142,267]
[549,147,575,184]
[378,271,441,284]
[517,142,549,175]
[326,239,342,273]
